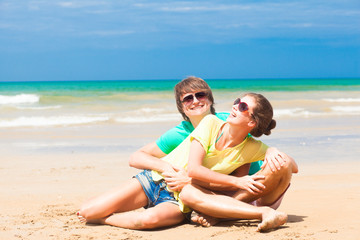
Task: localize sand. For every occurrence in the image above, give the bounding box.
[1,117,360,240]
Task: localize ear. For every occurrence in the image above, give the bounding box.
[248,119,256,128]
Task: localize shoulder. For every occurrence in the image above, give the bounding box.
[202,114,220,124]
[198,114,225,130]
[161,121,194,139]
[175,120,195,133]
[156,121,194,154]
[246,136,268,149]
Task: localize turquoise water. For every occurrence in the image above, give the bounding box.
[1,78,360,128]
[1,78,359,95]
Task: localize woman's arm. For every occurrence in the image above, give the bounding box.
[164,164,254,192]
[186,139,265,194]
[187,164,251,191]
[129,142,174,173]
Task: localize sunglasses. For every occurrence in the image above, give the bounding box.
[233,98,256,120]
[182,91,208,106]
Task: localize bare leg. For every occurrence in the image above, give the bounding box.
[180,184,287,231]
[78,178,148,221]
[91,202,185,229]
[190,156,295,227]
[233,155,294,205]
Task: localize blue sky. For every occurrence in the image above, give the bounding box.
[0,0,359,81]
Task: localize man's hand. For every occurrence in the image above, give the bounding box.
[163,166,191,192]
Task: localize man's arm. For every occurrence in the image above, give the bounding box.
[129,142,174,173]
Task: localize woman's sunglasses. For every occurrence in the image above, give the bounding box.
[182,92,208,106]
[233,98,256,120]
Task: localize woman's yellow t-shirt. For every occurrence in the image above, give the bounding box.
[152,114,268,212]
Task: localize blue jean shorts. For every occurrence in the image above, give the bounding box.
[135,170,179,208]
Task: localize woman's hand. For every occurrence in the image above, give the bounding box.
[163,166,191,192]
[262,147,287,172]
[234,175,266,194]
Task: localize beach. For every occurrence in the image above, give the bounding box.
[1,79,360,239]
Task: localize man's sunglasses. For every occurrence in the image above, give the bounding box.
[182,92,208,105]
[233,98,256,120]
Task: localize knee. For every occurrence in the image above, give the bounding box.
[138,212,163,229]
[263,155,293,175]
[179,184,202,206]
[281,154,297,174]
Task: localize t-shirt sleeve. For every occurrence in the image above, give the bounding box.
[156,121,194,154]
[189,115,217,152]
[250,140,268,163]
[156,128,184,154]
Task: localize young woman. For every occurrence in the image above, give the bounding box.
[166,93,298,230]
[78,91,292,232]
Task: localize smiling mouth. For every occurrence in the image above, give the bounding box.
[191,105,204,110]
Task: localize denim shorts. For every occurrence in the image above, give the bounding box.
[135,170,179,208]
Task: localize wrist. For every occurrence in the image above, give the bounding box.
[230,177,239,188]
[186,176,192,184]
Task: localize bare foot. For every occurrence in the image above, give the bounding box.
[191,212,219,227]
[76,211,105,225]
[77,211,87,223]
[256,209,287,232]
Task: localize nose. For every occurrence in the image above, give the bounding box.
[193,95,200,104]
[232,104,238,111]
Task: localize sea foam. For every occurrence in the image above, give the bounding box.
[323,98,360,103]
[274,108,311,118]
[0,115,109,128]
[330,106,360,113]
[0,94,40,105]
[115,113,181,123]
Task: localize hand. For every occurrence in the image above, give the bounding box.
[163,166,191,192]
[235,175,266,194]
[262,147,287,172]
[161,163,178,175]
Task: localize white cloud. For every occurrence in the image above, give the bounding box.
[134,2,252,12]
[58,2,74,8]
[56,1,108,8]
[82,30,135,36]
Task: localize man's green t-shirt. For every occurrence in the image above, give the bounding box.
[155,112,262,175]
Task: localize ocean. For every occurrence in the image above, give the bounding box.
[1,78,360,161]
[1,78,360,128]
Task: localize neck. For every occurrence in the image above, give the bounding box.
[221,123,250,148]
[189,115,206,128]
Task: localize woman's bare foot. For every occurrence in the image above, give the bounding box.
[191,212,220,227]
[257,209,287,232]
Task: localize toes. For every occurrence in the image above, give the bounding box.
[191,215,199,222]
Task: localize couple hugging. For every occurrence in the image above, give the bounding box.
[77,76,298,232]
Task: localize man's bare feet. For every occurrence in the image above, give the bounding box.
[191,212,220,227]
[77,212,87,223]
[257,209,287,232]
[77,211,105,225]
